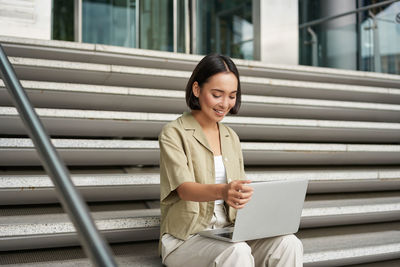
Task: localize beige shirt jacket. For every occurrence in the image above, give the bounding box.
[158,112,246,250]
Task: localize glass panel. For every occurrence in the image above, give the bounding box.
[52,0,74,41]
[140,0,173,52]
[360,1,400,74]
[82,0,137,48]
[299,0,358,70]
[177,0,187,53]
[299,0,321,67]
[299,0,400,75]
[195,0,253,60]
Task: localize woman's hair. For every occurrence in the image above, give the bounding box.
[185,54,241,114]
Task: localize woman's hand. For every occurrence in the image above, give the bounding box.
[222,180,253,209]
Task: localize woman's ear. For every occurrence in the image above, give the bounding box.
[192,82,200,98]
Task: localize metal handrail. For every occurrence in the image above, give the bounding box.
[299,0,399,29]
[0,45,117,266]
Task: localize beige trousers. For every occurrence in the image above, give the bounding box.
[162,204,303,267]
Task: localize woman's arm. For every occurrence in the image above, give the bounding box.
[176,180,253,209]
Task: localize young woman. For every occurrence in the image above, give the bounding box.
[158,54,303,267]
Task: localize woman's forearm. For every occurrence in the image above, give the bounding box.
[176,182,226,202]
[176,180,254,209]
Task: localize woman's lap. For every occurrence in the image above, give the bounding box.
[163,234,253,267]
[247,234,303,267]
[163,233,302,267]
[162,204,303,266]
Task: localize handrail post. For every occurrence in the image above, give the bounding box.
[0,44,117,267]
[306,27,318,67]
[368,10,381,73]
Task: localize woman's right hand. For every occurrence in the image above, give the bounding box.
[222,180,253,209]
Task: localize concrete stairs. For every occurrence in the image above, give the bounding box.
[0,36,400,266]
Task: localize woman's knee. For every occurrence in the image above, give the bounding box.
[215,242,254,267]
[231,242,252,256]
[279,235,303,254]
[220,242,252,259]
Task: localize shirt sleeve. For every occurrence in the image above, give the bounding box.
[159,126,194,204]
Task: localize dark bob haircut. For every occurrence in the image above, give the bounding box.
[185,54,241,114]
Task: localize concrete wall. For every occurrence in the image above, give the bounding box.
[0,0,52,40]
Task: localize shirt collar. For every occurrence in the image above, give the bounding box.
[181,111,230,154]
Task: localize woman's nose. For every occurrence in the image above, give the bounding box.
[219,96,229,108]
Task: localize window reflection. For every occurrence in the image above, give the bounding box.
[82,0,137,48]
[55,0,253,59]
[196,0,253,59]
[140,0,173,52]
[360,1,400,74]
[52,0,74,41]
[299,0,400,75]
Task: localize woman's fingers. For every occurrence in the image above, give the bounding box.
[233,180,251,190]
[225,180,254,209]
[227,195,251,209]
[228,200,247,209]
[230,188,253,201]
[234,182,253,193]
[233,190,253,199]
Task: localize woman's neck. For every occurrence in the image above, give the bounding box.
[191,110,218,132]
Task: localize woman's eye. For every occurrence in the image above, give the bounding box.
[229,96,236,99]
[213,95,221,98]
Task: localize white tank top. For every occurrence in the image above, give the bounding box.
[214,155,227,205]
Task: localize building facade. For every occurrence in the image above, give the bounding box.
[0,0,399,74]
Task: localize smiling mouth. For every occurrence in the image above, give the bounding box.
[213,109,225,115]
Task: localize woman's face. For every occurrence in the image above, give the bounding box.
[193,72,238,123]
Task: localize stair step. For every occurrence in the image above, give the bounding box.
[300,222,400,266]
[2,81,400,121]
[0,172,160,204]
[246,167,400,193]
[0,202,160,251]
[1,193,399,251]
[1,235,400,266]
[2,107,400,142]
[0,241,162,266]
[1,210,399,266]
[349,259,400,266]
[2,35,400,88]
[7,57,400,102]
[1,138,400,166]
[1,168,399,204]
[301,192,400,228]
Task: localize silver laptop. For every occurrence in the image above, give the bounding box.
[199,179,308,242]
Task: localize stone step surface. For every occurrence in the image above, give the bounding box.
[1,138,400,166]
[1,167,400,204]
[0,193,399,251]
[2,35,400,88]
[0,241,162,266]
[7,57,400,102]
[299,222,400,266]
[349,259,400,266]
[1,222,399,266]
[2,81,400,121]
[301,192,400,228]
[0,202,160,251]
[2,107,400,142]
